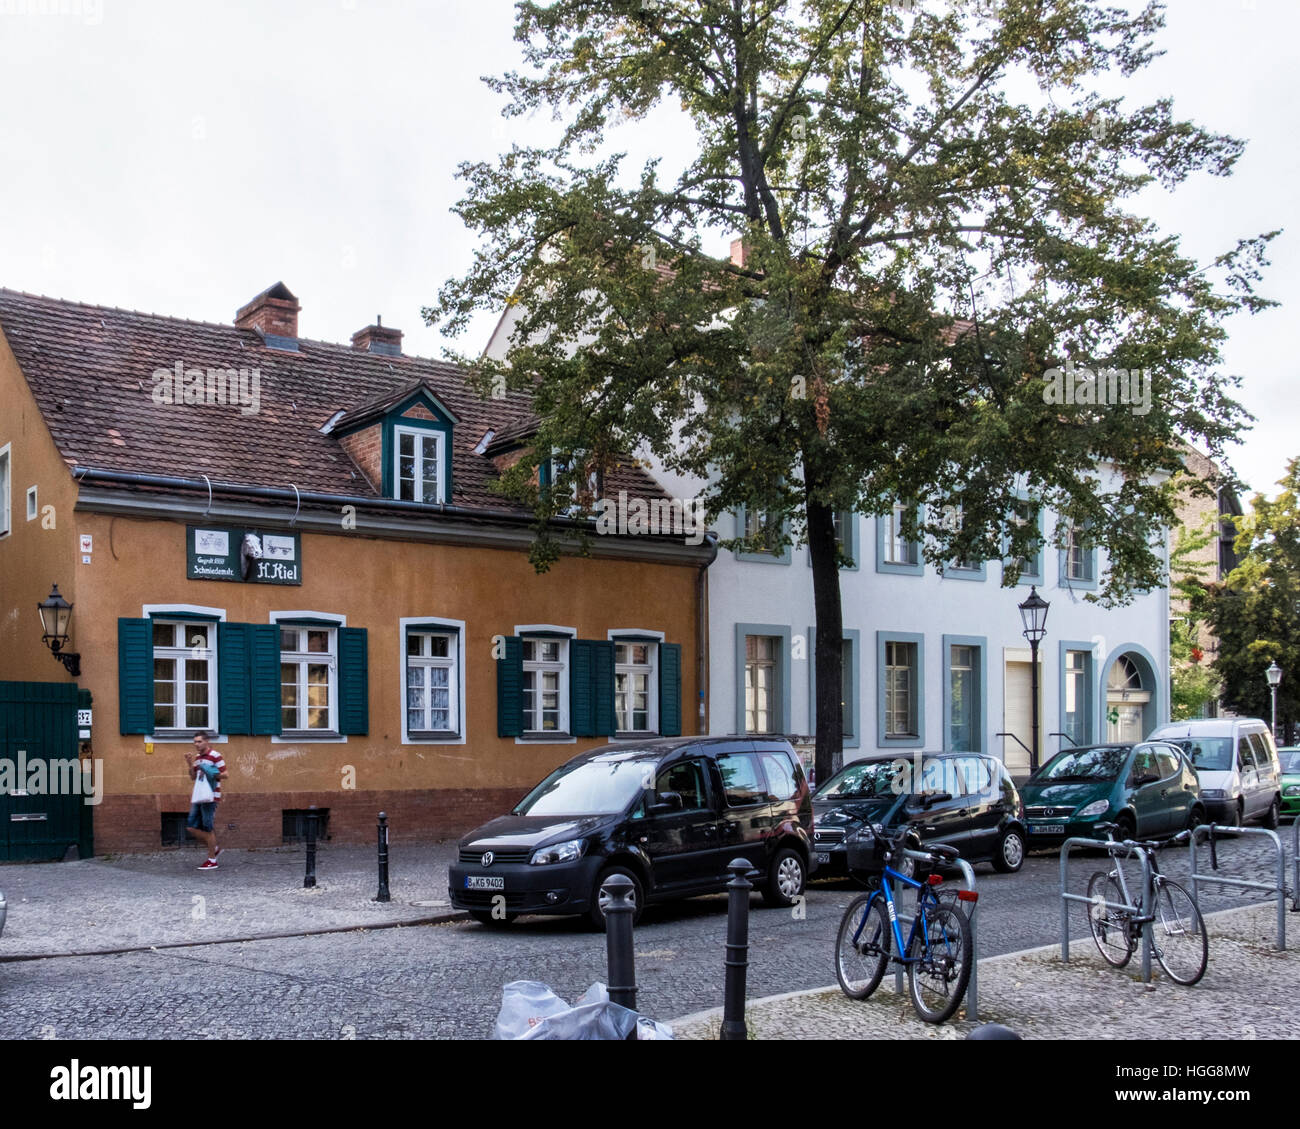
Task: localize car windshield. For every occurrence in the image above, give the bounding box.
[1278,750,1300,773]
[514,754,654,816]
[1033,746,1129,782]
[816,759,903,799]
[1168,738,1234,772]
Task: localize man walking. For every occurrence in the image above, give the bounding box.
[184,732,227,871]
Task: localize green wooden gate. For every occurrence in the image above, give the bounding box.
[0,681,93,861]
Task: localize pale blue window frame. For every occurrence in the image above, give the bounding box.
[734,506,792,565]
[876,631,925,748]
[875,504,923,576]
[807,626,861,749]
[942,634,987,753]
[1058,522,1099,592]
[735,623,792,734]
[806,510,859,571]
[1003,494,1045,585]
[1058,639,1096,749]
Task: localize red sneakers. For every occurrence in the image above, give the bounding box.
[197,860,219,871]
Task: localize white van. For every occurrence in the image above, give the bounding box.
[1147,719,1282,829]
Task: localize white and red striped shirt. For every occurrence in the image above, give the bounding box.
[195,750,227,801]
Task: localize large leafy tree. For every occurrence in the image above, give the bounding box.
[431,0,1274,783]
[1199,460,1300,743]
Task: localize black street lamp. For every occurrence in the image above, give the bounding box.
[1018,585,1050,774]
[1266,661,1282,743]
[37,583,80,677]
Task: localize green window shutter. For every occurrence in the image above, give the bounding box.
[570,639,596,737]
[249,624,283,736]
[217,622,252,735]
[338,627,369,735]
[496,635,524,737]
[117,618,154,735]
[659,642,683,737]
[593,641,616,737]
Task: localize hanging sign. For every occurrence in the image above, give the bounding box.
[186,526,302,585]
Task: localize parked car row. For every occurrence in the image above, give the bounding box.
[445,717,1290,931]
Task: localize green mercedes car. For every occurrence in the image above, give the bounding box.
[1277,747,1300,820]
[1021,741,1205,847]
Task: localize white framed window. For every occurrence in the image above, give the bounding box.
[152,620,217,733]
[279,625,338,733]
[406,630,458,735]
[885,502,916,565]
[0,444,10,537]
[885,641,918,738]
[26,485,37,522]
[614,641,657,734]
[549,450,598,515]
[394,426,445,504]
[522,637,568,734]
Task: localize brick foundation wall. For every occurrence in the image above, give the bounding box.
[93,788,525,853]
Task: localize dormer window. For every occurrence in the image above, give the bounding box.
[542,450,598,515]
[395,426,446,504]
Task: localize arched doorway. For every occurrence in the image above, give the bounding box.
[1102,649,1158,742]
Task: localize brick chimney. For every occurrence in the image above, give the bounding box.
[730,238,749,268]
[235,282,300,345]
[351,316,403,357]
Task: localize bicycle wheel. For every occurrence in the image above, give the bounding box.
[1085,870,1134,969]
[906,902,972,1024]
[1152,879,1208,986]
[835,894,891,1000]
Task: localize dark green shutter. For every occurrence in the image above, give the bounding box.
[496,636,524,737]
[339,627,369,735]
[249,624,283,736]
[217,623,252,735]
[570,640,595,736]
[659,642,682,736]
[593,641,616,736]
[117,618,154,734]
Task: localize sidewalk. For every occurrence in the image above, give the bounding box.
[670,901,1300,1039]
[0,842,463,958]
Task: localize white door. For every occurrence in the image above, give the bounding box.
[1003,660,1034,773]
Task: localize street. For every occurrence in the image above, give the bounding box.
[1,833,1290,1039]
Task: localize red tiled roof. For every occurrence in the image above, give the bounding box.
[0,287,665,513]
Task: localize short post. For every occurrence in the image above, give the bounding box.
[375,811,391,903]
[601,874,637,1011]
[303,805,318,889]
[721,858,752,1041]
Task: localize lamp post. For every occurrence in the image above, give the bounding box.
[1018,586,1050,774]
[1266,661,1282,743]
[37,584,80,677]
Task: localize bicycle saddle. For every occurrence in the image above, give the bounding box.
[1092,821,1119,836]
[928,843,960,861]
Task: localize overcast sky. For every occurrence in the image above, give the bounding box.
[0,0,1293,499]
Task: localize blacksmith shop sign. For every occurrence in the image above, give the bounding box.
[186,526,302,585]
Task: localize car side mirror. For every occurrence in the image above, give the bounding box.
[648,791,684,816]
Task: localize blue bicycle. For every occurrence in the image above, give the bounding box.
[834,822,976,1024]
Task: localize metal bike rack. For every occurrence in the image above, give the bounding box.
[1187,824,1287,951]
[1059,836,1155,982]
[1294,818,1300,915]
[888,849,979,1022]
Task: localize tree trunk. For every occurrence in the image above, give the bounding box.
[806,490,844,789]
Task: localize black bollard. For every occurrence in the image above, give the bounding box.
[602,874,637,1011]
[720,857,752,1041]
[303,805,318,889]
[375,811,391,903]
[968,1023,1021,1040]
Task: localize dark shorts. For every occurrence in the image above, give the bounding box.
[187,802,216,833]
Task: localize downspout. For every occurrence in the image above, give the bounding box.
[697,532,719,736]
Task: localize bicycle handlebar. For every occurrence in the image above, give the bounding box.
[1091,822,1191,852]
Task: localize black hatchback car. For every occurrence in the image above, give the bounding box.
[449,736,814,928]
[811,752,1027,876]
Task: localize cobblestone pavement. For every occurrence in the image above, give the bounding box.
[0,827,1293,1038]
[672,902,1300,1040]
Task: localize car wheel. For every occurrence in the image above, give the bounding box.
[991,828,1025,873]
[469,909,514,928]
[1115,813,1136,843]
[589,865,644,931]
[1226,800,1243,831]
[763,847,807,908]
[1186,805,1206,833]
[1262,796,1280,830]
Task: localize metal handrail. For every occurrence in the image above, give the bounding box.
[995,732,1033,759]
[1187,824,1287,951]
[886,848,979,1022]
[1060,836,1155,982]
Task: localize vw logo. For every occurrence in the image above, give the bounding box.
[481,851,494,867]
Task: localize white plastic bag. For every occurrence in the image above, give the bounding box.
[492,981,571,1040]
[636,1016,675,1040]
[190,770,215,804]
